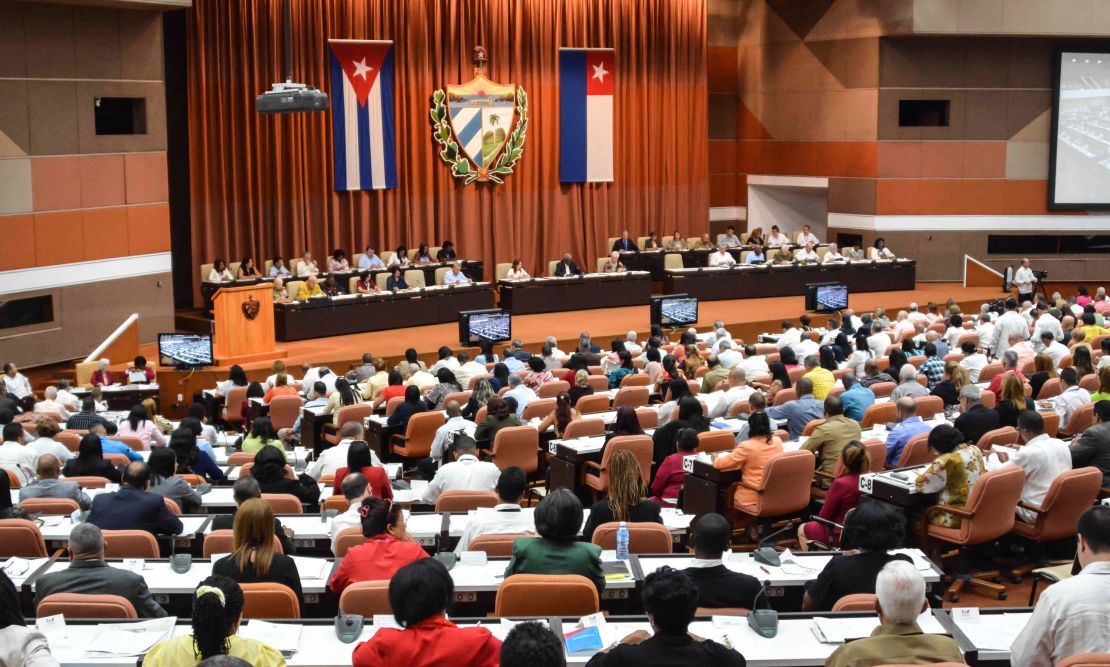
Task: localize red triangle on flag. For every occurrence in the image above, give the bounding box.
[328,41,391,107]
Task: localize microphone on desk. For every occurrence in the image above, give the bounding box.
[747,579,779,638]
[169,530,192,574]
[752,522,796,567]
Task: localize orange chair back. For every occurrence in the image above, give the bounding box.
[338,580,392,616]
[563,419,605,440]
[862,440,887,473]
[203,529,285,558]
[801,418,825,437]
[241,582,300,618]
[913,396,944,419]
[335,403,373,432]
[1080,373,1099,393]
[494,574,599,616]
[20,497,80,515]
[787,367,806,384]
[941,465,1025,546]
[613,387,649,409]
[575,394,610,414]
[536,381,570,398]
[37,593,137,619]
[772,388,796,406]
[1037,378,1062,400]
[861,402,898,429]
[869,381,897,398]
[620,374,650,387]
[468,374,493,389]
[322,495,351,513]
[1018,467,1102,542]
[394,411,445,458]
[978,362,1004,383]
[334,526,365,557]
[491,426,540,473]
[590,521,672,554]
[240,462,296,480]
[955,332,979,348]
[261,493,303,514]
[163,495,181,515]
[57,431,82,452]
[586,375,609,392]
[0,518,48,557]
[635,408,659,429]
[61,475,108,488]
[1057,653,1110,667]
[737,450,815,518]
[1041,411,1061,438]
[696,430,735,454]
[468,532,530,557]
[980,389,997,409]
[522,399,556,420]
[227,451,256,466]
[104,454,130,467]
[434,490,499,512]
[896,432,933,467]
[1065,403,1095,436]
[385,396,405,416]
[225,386,249,426]
[115,435,145,452]
[728,400,750,418]
[443,390,473,407]
[907,356,926,369]
[585,436,652,494]
[180,473,205,486]
[474,406,488,424]
[268,395,305,431]
[975,427,1019,451]
[832,593,877,612]
[103,530,160,558]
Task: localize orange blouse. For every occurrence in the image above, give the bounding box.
[712,435,785,507]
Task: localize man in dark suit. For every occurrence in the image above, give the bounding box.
[88,461,183,536]
[682,513,760,610]
[1071,400,1110,487]
[553,253,583,277]
[210,477,296,554]
[611,230,640,253]
[35,523,167,617]
[953,384,1000,447]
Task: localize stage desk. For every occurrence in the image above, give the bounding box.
[71,384,160,411]
[663,259,916,301]
[274,283,495,341]
[497,272,651,314]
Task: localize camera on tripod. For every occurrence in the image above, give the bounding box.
[1033,270,1049,280]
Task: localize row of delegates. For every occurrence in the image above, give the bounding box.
[207,257,264,282]
[88,356,156,387]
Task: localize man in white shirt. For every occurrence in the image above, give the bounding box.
[0,423,38,486]
[421,437,501,504]
[2,363,32,400]
[430,402,478,463]
[358,247,386,270]
[890,311,916,343]
[795,224,819,246]
[454,467,536,554]
[906,303,928,326]
[795,242,818,263]
[977,312,996,355]
[1037,331,1070,369]
[34,387,71,419]
[299,363,322,393]
[1052,368,1091,433]
[842,309,863,331]
[710,328,732,354]
[741,345,770,376]
[717,340,742,370]
[53,380,80,412]
[26,423,74,463]
[406,365,437,391]
[503,374,537,418]
[429,347,460,374]
[867,323,893,359]
[453,352,485,390]
[545,336,569,361]
[330,472,371,554]
[296,251,319,277]
[707,367,756,418]
[993,410,1072,523]
[1032,303,1064,344]
[1010,334,1036,370]
[776,321,802,351]
[1012,505,1110,666]
[623,331,643,356]
[991,299,1028,358]
[305,422,382,479]
[794,336,819,360]
[766,225,789,247]
[708,244,736,268]
[1012,257,1038,303]
[821,243,845,263]
[443,262,472,285]
[958,341,989,382]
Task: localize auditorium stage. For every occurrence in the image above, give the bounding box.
[158,282,1003,374]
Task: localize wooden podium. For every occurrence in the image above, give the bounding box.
[211,283,287,366]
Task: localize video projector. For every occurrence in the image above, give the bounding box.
[255,81,329,114]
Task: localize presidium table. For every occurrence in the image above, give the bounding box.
[274,282,495,341]
[498,271,652,315]
[664,259,916,302]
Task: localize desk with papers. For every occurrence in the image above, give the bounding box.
[497,272,652,314]
[664,259,916,302]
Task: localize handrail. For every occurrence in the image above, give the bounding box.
[84,313,139,363]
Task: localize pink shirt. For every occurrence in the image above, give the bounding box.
[116,420,167,449]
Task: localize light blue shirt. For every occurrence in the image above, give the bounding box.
[359,254,386,270]
[745,252,766,265]
[503,357,526,373]
[98,436,142,462]
[443,270,471,285]
[884,416,932,466]
[840,384,876,422]
[504,385,537,417]
[766,395,824,440]
[268,265,291,278]
[292,397,329,433]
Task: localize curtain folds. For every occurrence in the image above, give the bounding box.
[186,0,708,300]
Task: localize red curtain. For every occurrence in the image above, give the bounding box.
[186,0,708,301]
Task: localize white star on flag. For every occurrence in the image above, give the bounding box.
[591,61,609,82]
[353,58,372,79]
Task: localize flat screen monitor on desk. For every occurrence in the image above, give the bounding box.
[805,283,848,313]
[157,333,214,368]
[458,309,511,346]
[651,294,698,327]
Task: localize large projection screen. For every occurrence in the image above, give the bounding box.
[1050,51,1110,209]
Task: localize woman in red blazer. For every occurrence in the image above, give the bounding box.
[331,442,394,500]
[352,559,500,667]
[650,427,699,507]
[328,497,426,595]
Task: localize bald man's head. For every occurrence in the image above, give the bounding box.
[123,461,151,490]
[445,401,462,418]
[36,454,61,479]
[896,396,917,419]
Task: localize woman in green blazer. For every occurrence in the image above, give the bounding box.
[504,489,605,592]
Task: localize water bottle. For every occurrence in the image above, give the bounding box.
[615,521,630,561]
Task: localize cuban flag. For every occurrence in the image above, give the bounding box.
[328,40,397,191]
[560,48,614,183]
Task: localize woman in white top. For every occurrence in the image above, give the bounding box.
[845,336,873,376]
[873,237,896,259]
[0,571,57,667]
[208,259,233,282]
[117,404,168,448]
[822,243,845,263]
[328,249,350,273]
[944,314,966,349]
[505,259,530,280]
[387,245,411,267]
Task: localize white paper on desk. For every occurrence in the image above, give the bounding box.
[239,620,301,653]
[122,558,145,574]
[891,549,935,572]
[87,617,176,655]
[957,613,1030,652]
[290,555,328,580]
[2,557,30,577]
[459,551,488,567]
[410,480,429,492]
[492,617,548,641]
[373,614,403,629]
[713,615,747,628]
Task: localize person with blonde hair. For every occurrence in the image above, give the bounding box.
[582,449,662,541]
[1029,352,1059,400]
[213,498,302,599]
[995,372,1028,428]
[929,361,970,407]
[567,368,594,406]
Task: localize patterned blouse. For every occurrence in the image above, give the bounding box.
[915,443,986,528]
[523,370,553,390]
